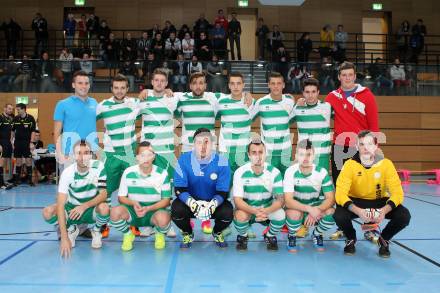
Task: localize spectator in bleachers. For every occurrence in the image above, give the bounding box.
[172,53,188,91]
[228,12,242,61]
[334,24,348,62]
[214,9,228,32]
[165,31,182,60]
[78,52,94,89]
[31,13,48,58]
[318,57,336,94]
[138,31,151,60]
[196,31,212,61]
[188,55,203,74]
[148,23,161,39]
[410,19,426,63]
[211,22,227,59]
[119,59,138,92]
[63,13,76,49]
[142,52,160,88]
[1,18,22,58]
[273,46,290,82]
[319,24,334,59]
[0,55,17,92]
[368,57,393,94]
[77,14,88,47]
[59,47,74,92]
[396,20,411,63]
[390,58,410,89]
[182,32,195,60]
[86,14,100,38]
[104,33,120,66]
[162,20,177,40]
[161,60,173,84]
[256,18,269,60]
[13,54,33,92]
[37,51,57,92]
[206,54,225,92]
[121,33,137,61]
[150,32,165,62]
[194,13,211,39]
[269,25,285,59]
[297,32,313,64]
[98,20,111,44]
[288,64,310,94]
[178,24,191,40]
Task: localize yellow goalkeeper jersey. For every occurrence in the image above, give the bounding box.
[335,154,404,209]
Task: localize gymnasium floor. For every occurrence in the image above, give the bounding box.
[0,183,439,293]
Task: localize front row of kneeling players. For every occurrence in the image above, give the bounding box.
[43,128,410,258]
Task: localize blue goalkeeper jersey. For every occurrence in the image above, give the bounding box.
[174,151,231,204]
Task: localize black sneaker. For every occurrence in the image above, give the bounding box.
[236,235,248,251]
[378,236,391,258]
[344,239,356,255]
[264,234,278,251]
[312,233,325,251]
[287,235,297,252]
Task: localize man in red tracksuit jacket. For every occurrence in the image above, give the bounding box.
[326,61,380,183]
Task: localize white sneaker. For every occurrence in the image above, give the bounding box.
[166,226,177,238]
[68,225,80,248]
[91,229,103,249]
[139,226,155,237]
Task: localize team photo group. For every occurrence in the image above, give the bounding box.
[42,60,411,259]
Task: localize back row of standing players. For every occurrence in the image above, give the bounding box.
[46,61,385,256]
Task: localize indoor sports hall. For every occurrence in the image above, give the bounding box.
[1,0,440,292]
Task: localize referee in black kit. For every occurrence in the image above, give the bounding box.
[12,103,36,186]
[0,103,14,189]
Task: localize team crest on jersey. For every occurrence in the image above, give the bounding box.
[374,172,381,179]
[132,180,137,185]
[244,179,250,185]
[210,173,218,180]
[265,106,270,110]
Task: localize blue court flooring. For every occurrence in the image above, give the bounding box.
[0,183,439,292]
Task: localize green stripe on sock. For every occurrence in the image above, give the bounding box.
[233,219,250,236]
[267,219,285,236]
[110,219,129,234]
[45,215,58,225]
[286,217,302,236]
[155,222,171,234]
[94,214,110,231]
[315,214,335,234]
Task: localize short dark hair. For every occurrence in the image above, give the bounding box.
[16,103,26,110]
[268,71,284,82]
[302,78,320,91]
[297,139,314,151]
[189,72,206,84]
[228,72,244,82]
[34,129,40,134]
[136,141,154,154]
[111,74,129,87]
[193,128,212,140]
[357,130,378,144]
[73,139,92,152]
[247,137,265,153]
[338,61,356,75]
[73,70,89,82]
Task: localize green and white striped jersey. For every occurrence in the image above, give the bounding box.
[96,97,140,153]
[139,94,178,154]
[216,94,255,153]
[58,160,107,206]
[292,101,332,156]
[283,163,334,205]
[118,165,171,205]
[251,94,295,152]
[175,92,221,152]
[233,162,283,208]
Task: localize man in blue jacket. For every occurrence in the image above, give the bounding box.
[172,128,232,248]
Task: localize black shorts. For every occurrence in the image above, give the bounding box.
[13,141,31,158]
[0,140,13,158]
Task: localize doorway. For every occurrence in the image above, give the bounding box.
[362,11,392,63]
[227,8,257,60]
